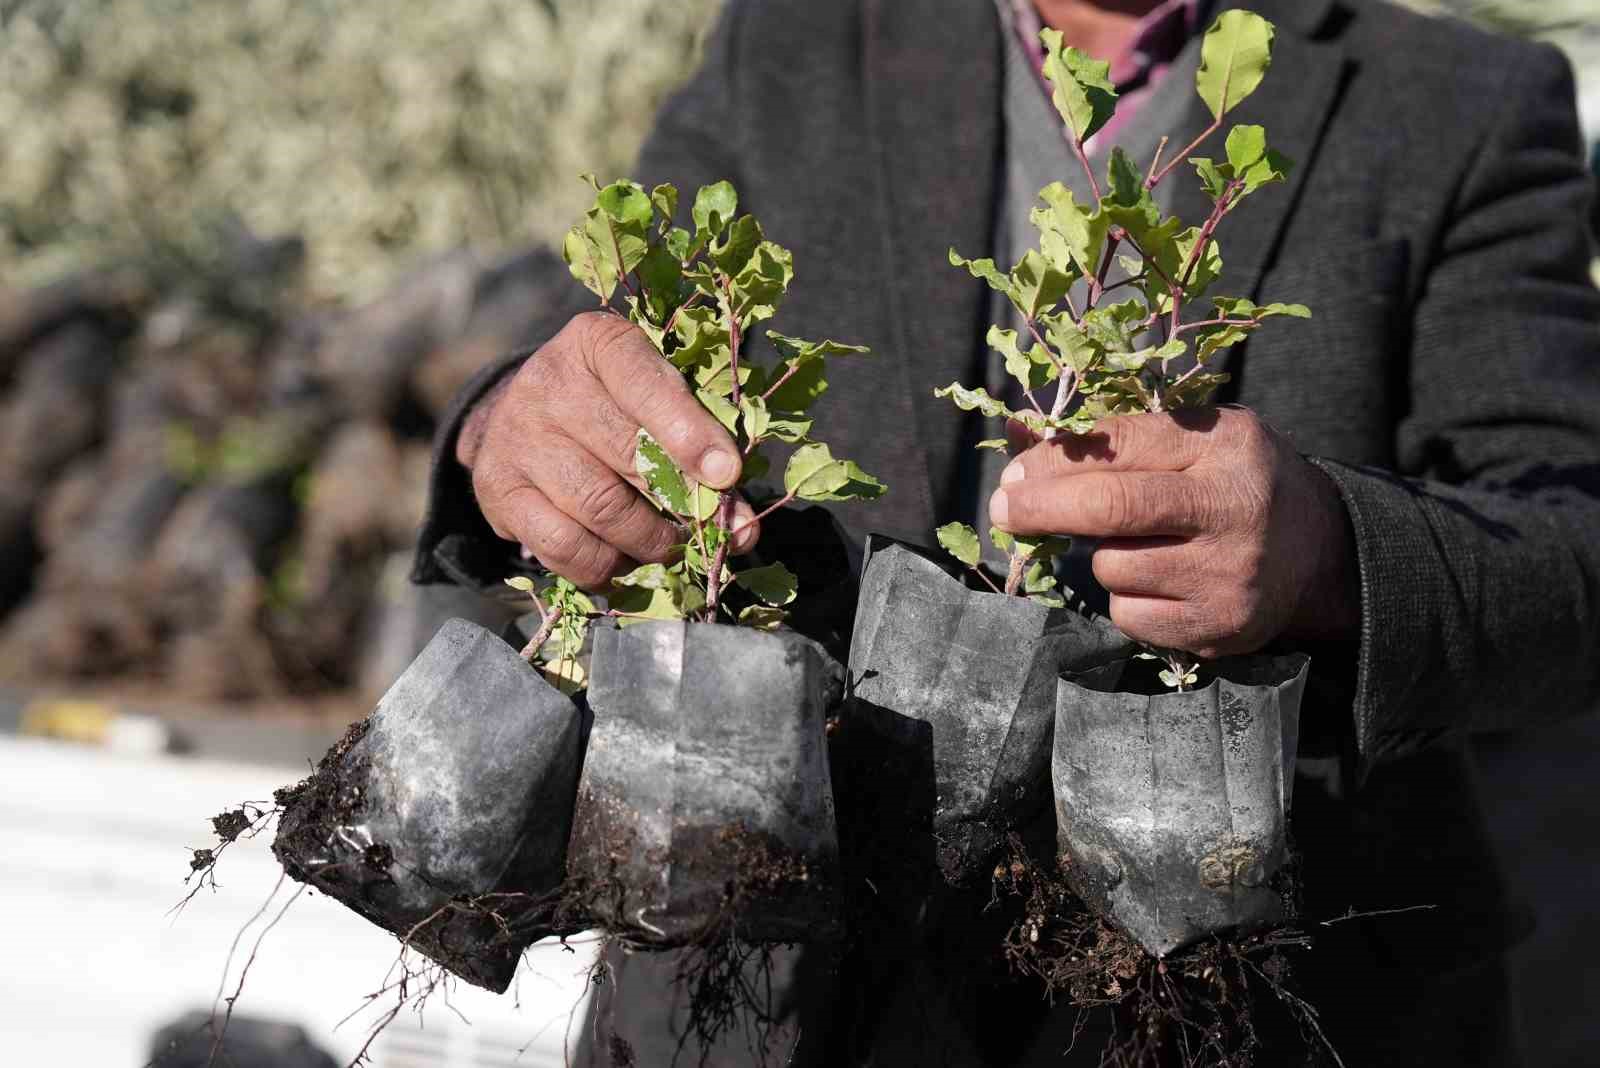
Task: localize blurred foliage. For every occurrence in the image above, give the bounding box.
[1400,0,1597,39]
[0,0,724,301]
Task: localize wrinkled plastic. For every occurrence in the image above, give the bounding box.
[1053,653,1309,956]
[846,538,1134,886]
[273,618,583,991]
[567,620,844,945]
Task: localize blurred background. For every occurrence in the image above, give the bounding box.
[0,0,1595,1065]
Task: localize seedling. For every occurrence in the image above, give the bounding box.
[561,176,885,630]
[504,574,591,693]
[937,10,1309,689]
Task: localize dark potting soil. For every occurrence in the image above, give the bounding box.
[270,715,562,991]
[564,787,832,951]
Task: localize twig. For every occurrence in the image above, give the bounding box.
[971,565,1005,596]
[1319,903,1438,928]
[1145,135,1170,185]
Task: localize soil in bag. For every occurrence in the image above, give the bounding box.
[272,618,585,992]
[565,619,844,948]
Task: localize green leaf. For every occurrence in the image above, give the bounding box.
[634,429,693,514]
[949,248,1015,300]
[1040,29,1118,142]
[614,562,674,590]
[1238,148,1292,196]
[635,244,686,324]
[1176,227,1224,298]
[1033,182,1107,276]
[1191,156,1229,201]
[976,438,1010,452]
[1214,297,1310,322]
[933,383,1015,420]
[739,395,771,443]
[783,443,886,502]
[988,325,1059,391]
[990,527,1015,553]
[697,388,739,434]
[1195,10,1275,120]
[561,225,615,301]
[1014,534,1072,560]
[650,183,679,225]
[1196,322,1253,363]
[766,333,871,362]
[692,181,737,241]
[1009,248,1073,318]
[1257,301,1310,319]
[1105,147,1146,206]
[1024,559,1057,594]
[664,226,693,262]
[1224,124,1266,173]
[1029,591,1067,608]
[734,562,799,606]
[504,576,536,593]
[936,522,981,568]
[610,584,688,623]
[764,356,828,413]
[730,241,793,320]
[711,214,763,275]
[764,413,813,443]
[597,180,654,229]
[1164,370,1231,409]
[1043,313,1101,373]
[737,604,788,630]
[687,482,721,523]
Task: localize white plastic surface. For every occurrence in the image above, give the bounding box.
[0,735,597,1067]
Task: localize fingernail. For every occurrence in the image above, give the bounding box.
[989,489,1010,526]
[1000,462,1025,486]
[701,448,740,487]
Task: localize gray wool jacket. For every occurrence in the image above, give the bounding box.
[414,0,1600,979]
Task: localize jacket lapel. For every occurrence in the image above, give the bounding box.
[1169,0,1350,384]
[863,0,1003,525]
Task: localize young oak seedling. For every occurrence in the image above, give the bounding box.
[936,10,1310,690]
[556,177,884,635]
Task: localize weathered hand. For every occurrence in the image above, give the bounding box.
[456,311,757,589]
[989,407,1359,657]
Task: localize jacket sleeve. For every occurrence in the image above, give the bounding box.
[1308,44,1600,764]
[409,1,754,588]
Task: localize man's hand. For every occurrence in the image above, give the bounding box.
[456,311,757,589]
[989,407,1359,657]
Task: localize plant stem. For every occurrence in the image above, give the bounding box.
[972,565,1004,596]
[722,275,743,407]
[702,273,746,622]
[703,493,736,621]
[519,608,561,664]
[1174,316,1257,335]
[1145,135,1170,185]
[1071,136,1104,206]
[1179,180,1240,290]
[663,290,705,336]
[728,490,799,542]
[1003,551,1027,596]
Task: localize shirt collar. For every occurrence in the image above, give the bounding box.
[1006,0,1204,89]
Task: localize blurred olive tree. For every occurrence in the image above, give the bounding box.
[0,0,724,301]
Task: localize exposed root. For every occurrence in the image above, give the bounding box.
[172,799,283,916]
[993,834,1343,1068]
